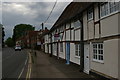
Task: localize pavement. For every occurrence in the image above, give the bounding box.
[30,50,98,79]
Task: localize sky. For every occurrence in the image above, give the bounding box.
[1,1,71,40]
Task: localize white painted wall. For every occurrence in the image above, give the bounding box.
[101,13,119,37]
[53,43,57,56]
[83,11,88,41]
[70,43,80,65]
[59,42,65,59]
[88,20,94,39]
[75,29,81,41]
[49,44,51,54]
[45,44,48,53]
[90,39,119,78]
[66,30,70,41]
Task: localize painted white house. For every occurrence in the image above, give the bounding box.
[83,2,120,79]
[44,2,120,80]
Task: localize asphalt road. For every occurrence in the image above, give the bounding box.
[2,48,28,79]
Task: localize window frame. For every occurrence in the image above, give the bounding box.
[100,2,119,19]
[75,44,81,58]
[87,7,94,21]
[92,42,104,63]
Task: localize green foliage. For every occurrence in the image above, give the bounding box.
[12,24,35,42]
[2,27,5,47]
[5,37,14,47]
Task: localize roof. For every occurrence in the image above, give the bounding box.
[50,2,93,32]
[39,29,49,38]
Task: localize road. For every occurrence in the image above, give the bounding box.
[2,48,28,79]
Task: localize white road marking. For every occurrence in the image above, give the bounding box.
[17,53,28,80]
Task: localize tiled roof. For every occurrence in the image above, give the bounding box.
[50,2,93,32]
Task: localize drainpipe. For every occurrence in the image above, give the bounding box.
[79,18,84,72]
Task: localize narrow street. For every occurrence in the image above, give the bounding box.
[2,48,28,79]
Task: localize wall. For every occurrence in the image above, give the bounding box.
[59,42,65,59]
[66,30,70,41]
[75,29,81,41]
[52,43,57,56]
[83,11,88,40]
[118,12,120,80]
[90,39,119,78]
[45,44,47,53]
[70,43,80,65]
[101,13,119,37]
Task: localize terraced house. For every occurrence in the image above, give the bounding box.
[43,2,120,80]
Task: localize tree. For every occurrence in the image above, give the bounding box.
[2,27,5,47]
[5,37,14,47]
[12,24,35,44]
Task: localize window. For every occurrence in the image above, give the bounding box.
[93,43,104,63]
[66,23,70,29]
[87,8,93,20]
[74,20,81,28]
[109,2,119,13]
[75,44,81,57]
[100,2,119,18]
[60,42,63,52]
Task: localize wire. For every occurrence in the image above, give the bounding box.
[37,0,57,31]
[44,0,57,24]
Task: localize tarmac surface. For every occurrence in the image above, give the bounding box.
[30,50,98,79]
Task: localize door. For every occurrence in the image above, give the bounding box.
[66,42,70,65]
[84,44,90,74]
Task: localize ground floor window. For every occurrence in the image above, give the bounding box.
[75,44,80,57]
[93,42,104,63]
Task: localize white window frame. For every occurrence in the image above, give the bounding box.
[60,42,63,52]
[100,2,119,18]
[75,44,80,57]
[87,7,93,21]
[93,42,104,63]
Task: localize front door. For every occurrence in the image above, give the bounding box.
[84,44,90,74]
[66,42,70,65]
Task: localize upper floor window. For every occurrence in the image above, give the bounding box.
[100,2,119,18]
[87,8,93,20]
[93,42,104,63]
[73,20,81,29]
[75,44,81,57]
[66,23,70,29]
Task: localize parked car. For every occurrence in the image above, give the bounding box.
[15,45,21,51]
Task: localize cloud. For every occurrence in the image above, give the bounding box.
[2,2,71,40]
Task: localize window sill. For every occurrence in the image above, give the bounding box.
[74,27,81,30]
[100,11,119,20]
[75,56,80,59]
[87,18,93,22]
[92,59,104,64]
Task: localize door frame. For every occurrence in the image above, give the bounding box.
[66,42,70,65]
[84,43,90,74]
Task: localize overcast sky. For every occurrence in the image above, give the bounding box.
[1,1,71,40]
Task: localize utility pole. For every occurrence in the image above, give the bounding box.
[41,23,44,30]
